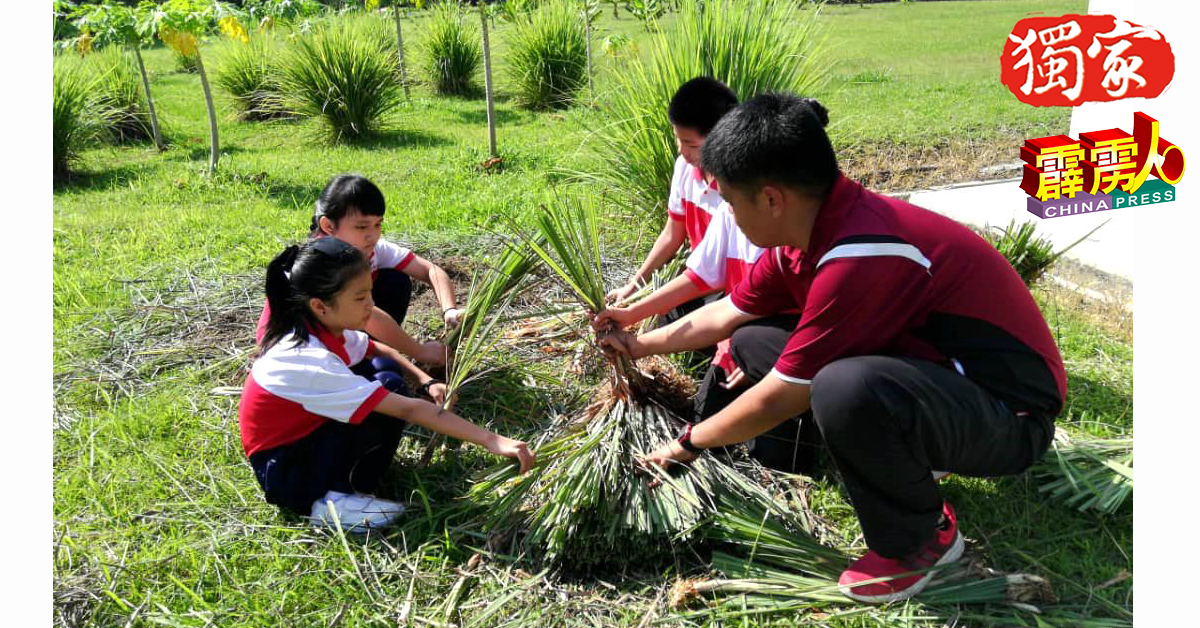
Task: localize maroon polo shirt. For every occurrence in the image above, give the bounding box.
[729,173,1067,416]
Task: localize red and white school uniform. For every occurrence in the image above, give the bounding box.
[666,156,727,250]
[254,239,417,344]
[239,325,389,457]
[367,239,416,279]
[681,205,765,374]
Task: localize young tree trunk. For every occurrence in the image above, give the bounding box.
[479,2,497,158]
[132,46,164,151]
[584,4,594,102]
[194,50,220,173]
[391,3,411,101]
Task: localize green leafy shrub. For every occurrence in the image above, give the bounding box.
[984,219,1105,286]
[421,2,481,96]
[985,220,1058,285]
[279,22,402,139]
[53,56,104,182]
[507,0,589,110]
[86,47,153,142]
[173,47,199,73]
[213,35,289,120]
[585,0,829,214]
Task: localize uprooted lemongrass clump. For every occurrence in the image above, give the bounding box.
[470,197,782,566]
[472,392,779,566]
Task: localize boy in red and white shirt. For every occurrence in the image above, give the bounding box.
[606,77,739,327]
[594,203,763,375]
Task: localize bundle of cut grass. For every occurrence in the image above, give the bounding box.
[673,497,1057,620]
[470,197,776,566]
[421,2,481,96]
[507,0,589,110]
[213,34,288,120]
[279,22,401,139]
[579,0,830,214]
[1033,434,1132,515]
[87,47,153,143]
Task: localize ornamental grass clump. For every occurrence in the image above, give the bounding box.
[421,3,481,96]
[213,34,288,120]
[507,0,589,110]
[86,47,154,143]
[54,57,104,182]
[583,0,830,213]
[279,22,402,140]
[470,197,777,567]
[985,219,1107,286]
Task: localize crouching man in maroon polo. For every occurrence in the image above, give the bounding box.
[596,92,1066,604]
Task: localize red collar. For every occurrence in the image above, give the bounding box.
[690,165,719,190]
[307,321,351,365]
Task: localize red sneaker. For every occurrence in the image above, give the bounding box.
[837,501,965,604]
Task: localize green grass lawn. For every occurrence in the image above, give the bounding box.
[54,2,1128,626]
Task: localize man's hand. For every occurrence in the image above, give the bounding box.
[596,328,641,360]
[443,307,464,329]
[485,434,536,474]
[590,306,636,332]
[641,439,698,470]
[415,340,447,366]
[606,281,639,304]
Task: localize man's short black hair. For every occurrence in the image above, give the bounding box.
[667,77,739,136]
[700,93,838,199]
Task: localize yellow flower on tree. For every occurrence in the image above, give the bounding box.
[77,32,94,55]
[366,0,380,10]
[159,26,198,57]
[219,16,250,44]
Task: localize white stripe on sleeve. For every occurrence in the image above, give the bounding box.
[769,368,812,385]
[724,295,754,317]
[815,243,932,271]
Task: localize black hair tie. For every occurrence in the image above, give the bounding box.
[311,237,356,257]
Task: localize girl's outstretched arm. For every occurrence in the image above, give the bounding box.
[373,393,535,473]
[403,255,459,326]
[365,306,446,366]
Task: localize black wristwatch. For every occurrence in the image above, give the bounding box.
[676,423,705,454]
[418,379,444,396]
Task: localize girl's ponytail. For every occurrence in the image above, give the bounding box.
[259,239,371,352]
[261,245,303,352]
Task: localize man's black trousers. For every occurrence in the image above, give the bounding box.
[694,316,1055,558]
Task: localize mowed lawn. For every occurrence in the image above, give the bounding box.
[54,2,1130,627]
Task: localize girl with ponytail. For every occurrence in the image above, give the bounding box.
[240,238,534,533]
